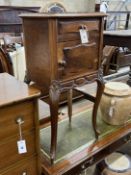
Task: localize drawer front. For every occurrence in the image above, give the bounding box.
[58,20,99,34]
[0,101,34,141]
[0,131,36,170]
[1,157,38,175]
[58,20,100,42]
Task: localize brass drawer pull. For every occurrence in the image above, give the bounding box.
[58,60,66,67]
[81,164,85,170]
[79,25,87,30]
[15,116,24,125]
[15,116,25,141]
[81,157,94,170]
[124,135,131,143]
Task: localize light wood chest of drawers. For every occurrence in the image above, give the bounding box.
[0,73,41,175]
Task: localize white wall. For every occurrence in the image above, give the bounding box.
[108,1,131,11]
[104,0,131,30]
[0,0,95,12]
[0,0,42,6]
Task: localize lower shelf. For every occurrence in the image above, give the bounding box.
[40,107,125,163]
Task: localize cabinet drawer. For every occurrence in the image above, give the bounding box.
[1,157,38,175]
[0,131,36,170]
[58,20,99,34]
[0,101,34,140]
[57,20,100,43]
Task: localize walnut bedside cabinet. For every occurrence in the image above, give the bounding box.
[20,12,105,163]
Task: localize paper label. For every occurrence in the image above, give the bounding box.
[109,107,114,117]
[17,140,27,154]
[79,29,88,44]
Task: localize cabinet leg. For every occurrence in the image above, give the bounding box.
[92,78,105,138]
[94,160,106,175]
[24,70,31,84]
[49,81,60,164]
[67,89,73,123]
[127,66,131,86]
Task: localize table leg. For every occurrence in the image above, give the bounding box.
[92,78,105,138]
[67,89,73,123]
[94,160,106,175]
[127,65,131,86]
[49,81,60,164]
[24,70,31,84]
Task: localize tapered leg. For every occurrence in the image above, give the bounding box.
[24,70,31,84]
[127,65,131,86]
[67,89,73,123]
[92,78,105,138]
[94,160,106,175]
[49,81,60,164]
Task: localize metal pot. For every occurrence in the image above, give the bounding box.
[102,152,131,175]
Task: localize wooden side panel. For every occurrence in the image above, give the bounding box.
[22,18,51,90]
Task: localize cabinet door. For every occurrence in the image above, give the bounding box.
[61,42,98,80]
[57,19,100,81]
